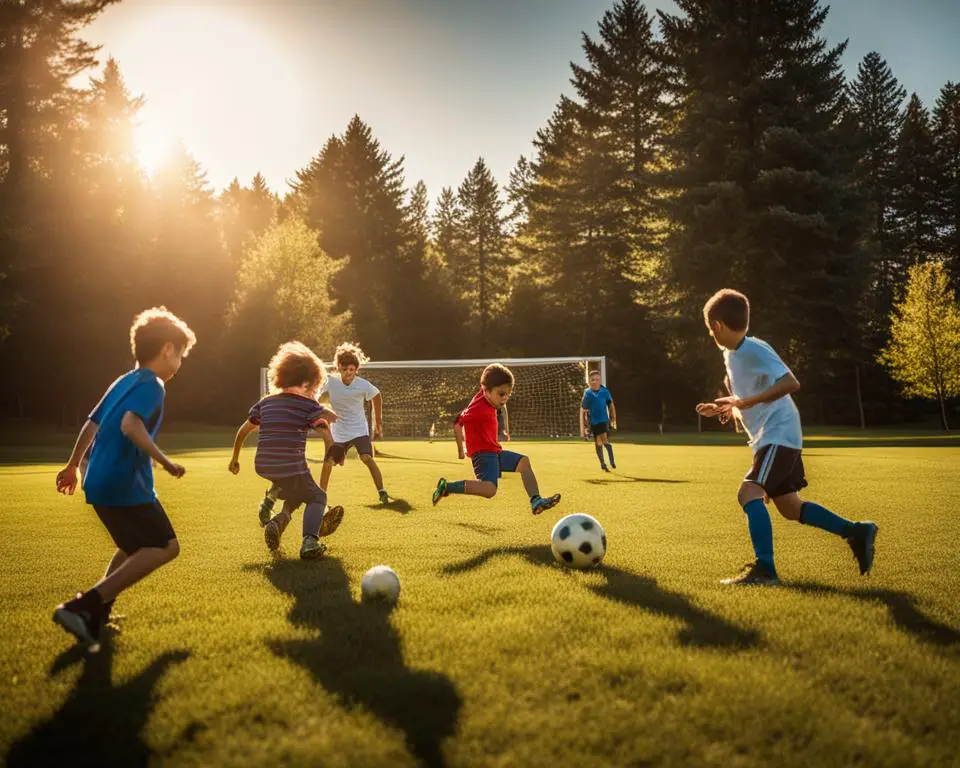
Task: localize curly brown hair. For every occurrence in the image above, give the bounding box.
[333,341,369,369]
[480,363,514,391]
[129,307,196,364]
[703,289,750,332]
[267,341,327,393]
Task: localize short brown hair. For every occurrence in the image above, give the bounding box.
[130,307,196,364]
[480,363,514,390]
[267,341,326,392]
[703,289,750,332]
[588,370,601,379]
[334,341,369,369]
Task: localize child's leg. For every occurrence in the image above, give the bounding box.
[91,540,180,602]
[593,433,606,468]
[736,482,776,575]
[359,453,385,491]
[259,483,280,526]
[508,452,560,513]
[445,479,497,498]
[319,460,334,492]
[602,433,616,468]
[101,549,127,619]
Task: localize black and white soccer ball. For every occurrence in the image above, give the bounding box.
[551,514,606,569]
[361,565,401,602]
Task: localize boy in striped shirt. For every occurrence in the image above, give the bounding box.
[229,342,345,559]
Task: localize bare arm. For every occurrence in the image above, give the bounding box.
[121,411,185,477]
[229,419,259,473]
[371,393,383,439]
[502,404,510,439]
[608,400,617,430]
[56,419,99,495]
[580,408,590,436]
[454,421,466,459]
[717,373,801,411]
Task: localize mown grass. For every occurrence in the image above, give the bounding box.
[1,435,958,767]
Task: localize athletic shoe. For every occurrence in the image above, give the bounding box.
[432,478,447,506]
[300,535,326,560]
[318,505,345,537]
[531,493,561,515]
[720,561,780,586]
[53,603,101,653]
[258,493,277,527]
[601,465,610,473]
[847,521,879,575]
[379,489,391,505]
[264,513,288,551]
[610,461,617,470]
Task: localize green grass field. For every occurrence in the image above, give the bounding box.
[2,434,959,767]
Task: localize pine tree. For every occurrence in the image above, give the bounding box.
[660,0,867,422]
[432,186,461,269]
[933,82,960,286]
[889,94,940,266]
[407,180,430,256]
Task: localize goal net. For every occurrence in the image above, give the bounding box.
[260,356,606,439]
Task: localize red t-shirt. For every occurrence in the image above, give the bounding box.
[455,390,501,457]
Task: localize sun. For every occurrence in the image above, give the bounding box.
[133,116,175,176]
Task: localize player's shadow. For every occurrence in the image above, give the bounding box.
[441,546,759,650]
[364,498,415,514]
[6,644,190,768]
[786,581,960,649]
[255,558,462,768]
[450,522,505,537]
[582,475,689,485]
[373,450,463,466]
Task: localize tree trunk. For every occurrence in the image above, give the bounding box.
[938,391,950,431]
[855,364,866,429]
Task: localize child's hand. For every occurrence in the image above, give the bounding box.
[373,422,383,439]
[610,421,618,431]
[714,395,745,411]
[56,465,79,495]
[228,459,240,475]
[503,430,510,442]
[165,462,186,479]
[457,448,466,460]
[321,407,338,422]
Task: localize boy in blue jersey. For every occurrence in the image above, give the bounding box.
[696,289,879,585]
[581,371,617,471]
[54,307,197,652]
[229,342,345,559]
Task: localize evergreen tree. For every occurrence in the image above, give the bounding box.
[659,0,867,422]
[407,180,430,256]
[504,155,534,233]
[933,82,960,285]
[889,94,940,266]
[432,186,462,269]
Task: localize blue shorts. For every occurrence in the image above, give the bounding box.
[471,450,524,486]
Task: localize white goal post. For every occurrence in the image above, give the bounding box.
[260,356,607,439]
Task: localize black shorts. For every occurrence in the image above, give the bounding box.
[744,444,808,498]
[590,422,609,437]
[324,435,374,465]
[271,472,327,513]
[94,501,176,554]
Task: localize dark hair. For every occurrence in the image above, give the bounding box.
[334,341,368,369]
[129,307,196,364]
[267,341,326,391]
[480,363,514,390]
[703,289,750,332]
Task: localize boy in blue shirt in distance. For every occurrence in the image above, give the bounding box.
[696,289,878,585]
[581,371,617,471]
[54,307,197,652]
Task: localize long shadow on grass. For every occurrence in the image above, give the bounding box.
[364,498,415,514]
[6,644,189,768]
[582,475,689,485]
[372,450,464,466]
[441,546,759,650]
[786,582,960,649]
[255,558,461,768]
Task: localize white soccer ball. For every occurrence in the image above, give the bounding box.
[551,514,606,569]
[361,565,401,602]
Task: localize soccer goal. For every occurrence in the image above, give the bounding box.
[260,356,606,439]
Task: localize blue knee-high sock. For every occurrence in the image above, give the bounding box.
[302,491,328,537]
[800,501,854,538]
[743,499,776,573]
[595,445,605,466]
[605,443,615,464]
[446,480,466,494]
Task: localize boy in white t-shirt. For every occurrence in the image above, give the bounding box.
[696,289,878,586]
[319,342,390,504]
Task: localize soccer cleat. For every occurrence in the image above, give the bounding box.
[379,489,391,505]
[300,535,326,560]
[432,478,447,506]
[531,493,562,515]
[601,465,610,473]
[720,561,780,586]
[258,493,277,527]
[318,505,345,537]
[264,513,289,551]
[53,603,101,653]
[610,461,617,470]
[847,521,879,575]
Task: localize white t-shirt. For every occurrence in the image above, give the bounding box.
[723,336,802,452]
[320,375,380,443]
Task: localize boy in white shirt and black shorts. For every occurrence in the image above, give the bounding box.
[696,289,879,586]
[320,342,390,504]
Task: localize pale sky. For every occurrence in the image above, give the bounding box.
[84,0,960,201]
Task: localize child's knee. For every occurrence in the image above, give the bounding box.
[481,481,498,498]
[165,538,180,561]
[516,456,531,472]
[359,453,375,466]
[737,483,765,507]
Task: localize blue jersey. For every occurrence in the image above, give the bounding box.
[581,386,613,425]
[83,368,166,506]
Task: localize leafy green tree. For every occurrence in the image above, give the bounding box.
[879,261,960,430]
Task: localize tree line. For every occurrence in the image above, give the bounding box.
[0,0,957,429]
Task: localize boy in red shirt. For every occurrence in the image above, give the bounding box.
[432,363,561,514]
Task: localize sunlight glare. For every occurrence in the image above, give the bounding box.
[133,116,175,176]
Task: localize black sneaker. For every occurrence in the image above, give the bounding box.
[847,522,879,575]
[720,561,780,586]
[601,465,610,473]
[53,602,101,653]
[258,493,277,527]
[531,493,562,515]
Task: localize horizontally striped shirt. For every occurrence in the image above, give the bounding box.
[249,393,328,479]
